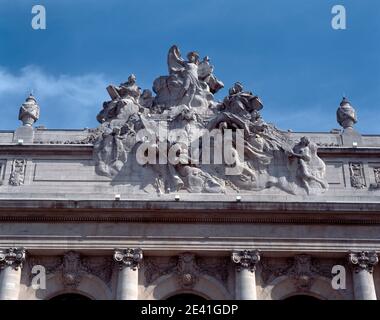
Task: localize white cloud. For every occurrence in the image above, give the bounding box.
[0,65,109,129]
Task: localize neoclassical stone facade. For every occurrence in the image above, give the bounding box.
[1,46,380,300]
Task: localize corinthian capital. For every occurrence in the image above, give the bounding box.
[348,251,379,273]
[114,248,143,270]
[232,250,260,272]
[0,248,26,270]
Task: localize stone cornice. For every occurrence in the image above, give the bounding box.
[318,147,380,157]
[0,199,379,212]
[0,144,92,156]
[0,200,380,225]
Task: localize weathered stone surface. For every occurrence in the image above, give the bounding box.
[18,94,40,127]
[86,45,330,196]
[1,46,380,301]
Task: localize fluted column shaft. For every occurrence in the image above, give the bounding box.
[348,251,378,300]
[0,248,26,300]
[232,250,260,300]
[114,248,143,300]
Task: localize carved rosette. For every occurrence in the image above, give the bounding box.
[232,250,260,272]
[0,248,26,270]
[113,248,143,270]
[348,251,379,273]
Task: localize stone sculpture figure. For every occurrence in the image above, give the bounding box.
[153,45,222,114]
[139,89,154,110]
[198,56,224,94]
[97,74,141,124]
[289,137,328,194]
[92,45,329,196]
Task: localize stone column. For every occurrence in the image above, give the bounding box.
[232,250,260,300]
[0,248,26,300]
[348,251,378,300]
[113,248,143,300]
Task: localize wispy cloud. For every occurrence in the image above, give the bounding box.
[0,66,109,129]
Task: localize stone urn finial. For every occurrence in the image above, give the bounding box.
[18,94,40,127]
[337,97,357,130]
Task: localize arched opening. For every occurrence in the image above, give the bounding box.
[49,293,92,301]
[284,295,321,301]
[166,293,207,302]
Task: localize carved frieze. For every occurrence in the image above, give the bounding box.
[0,248,26,270]
[349,162,366,189]
[9,159,27,186]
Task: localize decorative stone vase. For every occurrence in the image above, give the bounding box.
[337,97,357,130]
[18,94,40,127]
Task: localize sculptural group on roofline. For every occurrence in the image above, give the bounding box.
[92,45,329,195]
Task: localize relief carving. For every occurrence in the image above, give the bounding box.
[144,253,229,289]
[261,254,332,291]
[28,251,113,288]
[90,45,329,196]
[9,159,27,186]
[349,162,366,189]
[370,168,380,190]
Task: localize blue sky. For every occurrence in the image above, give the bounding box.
[0,0,379,133]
